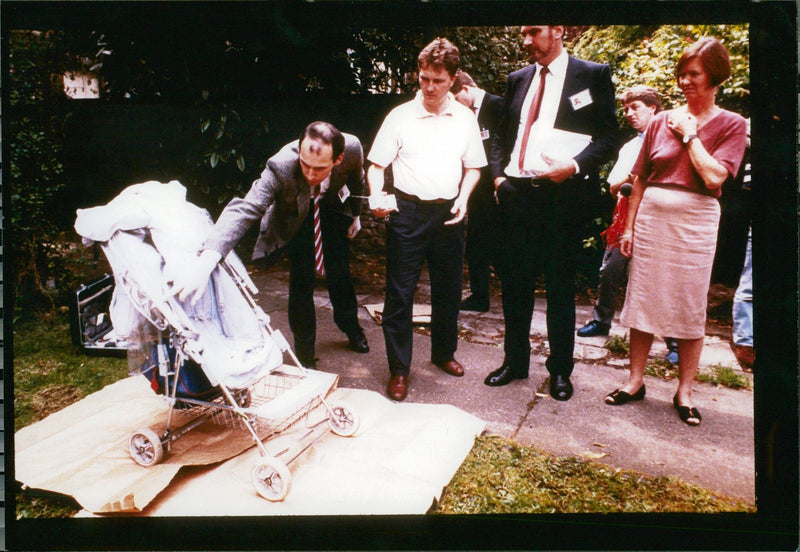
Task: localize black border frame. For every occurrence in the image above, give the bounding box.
[4,1,797,550]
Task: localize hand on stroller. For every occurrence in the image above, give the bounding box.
[167,249,222,305]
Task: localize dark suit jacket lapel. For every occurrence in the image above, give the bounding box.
[557,56,590,128]
[512,65,537,124]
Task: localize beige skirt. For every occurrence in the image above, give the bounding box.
[619,185,720,339]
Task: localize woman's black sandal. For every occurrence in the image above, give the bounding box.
[605,385,645,405]
[673,394,701,426]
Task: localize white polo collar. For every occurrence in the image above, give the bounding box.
[414,91,456,118]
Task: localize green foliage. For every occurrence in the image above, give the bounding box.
[16,491,81,519]
[604,334,630,356]
[9,31,69,312]
[445,26,530,96]
[347,27,431,94]
[345,26,529,96]
[184,92,270,210]
[571,25,749,121]
[696,363,753,389]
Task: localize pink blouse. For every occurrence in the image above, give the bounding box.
[632,109,747,199]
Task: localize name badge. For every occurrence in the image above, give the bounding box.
[569,89,593,111]
[338,185,351,203]
[481,128,490,141]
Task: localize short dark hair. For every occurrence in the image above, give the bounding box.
[676,37,731,87]
[300,121,345,160]
[450,70,476,94]
[418,37,460,77]
[620,85,663,113]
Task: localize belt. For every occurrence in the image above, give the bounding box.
[395,189,452,205]
[507,176,553,189]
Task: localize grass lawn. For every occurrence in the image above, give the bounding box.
[13,311,754,518]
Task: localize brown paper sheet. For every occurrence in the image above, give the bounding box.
[17,378,486,516]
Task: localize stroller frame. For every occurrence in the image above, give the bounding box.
[106,241,359,502]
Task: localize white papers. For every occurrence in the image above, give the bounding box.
[368,194,398,212]
[521,128,593,177]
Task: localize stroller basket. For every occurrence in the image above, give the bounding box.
[210,371,326,437]
[75,181,359,502]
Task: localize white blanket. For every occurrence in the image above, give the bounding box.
[75,180,282,388]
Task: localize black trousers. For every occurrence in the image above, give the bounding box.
[497,177,586,377]
[383,197,464,376]
[464,178,502,300]
[286,205,361,361]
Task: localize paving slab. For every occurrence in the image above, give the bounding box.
[249,264,755,504]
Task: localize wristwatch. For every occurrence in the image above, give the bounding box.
[683,134,698,144]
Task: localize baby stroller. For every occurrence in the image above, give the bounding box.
[75,181,359,501]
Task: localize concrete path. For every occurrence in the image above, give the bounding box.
[250,264,755,504]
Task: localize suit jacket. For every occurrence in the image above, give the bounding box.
[490,55,619,197]
[477,93,504,175]
[472,92,504,201]
[204,133,365,261]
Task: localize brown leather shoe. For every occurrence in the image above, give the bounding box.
[387,375,408,401]
[733,345,754,372]
[435,359,465,377]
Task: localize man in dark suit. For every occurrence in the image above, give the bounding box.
[171,121,369,367]
[450,71,505,312]
[485,26,619,400]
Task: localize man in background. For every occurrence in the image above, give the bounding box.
[450,71,505,313]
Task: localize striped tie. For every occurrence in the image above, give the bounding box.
[312,188,325,276]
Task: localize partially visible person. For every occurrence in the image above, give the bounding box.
[170,121,370,367]
[449,71,504,312]
[367,38,486,401]
[577,85,661,335]
[485,25,619,401]
[575,85,681,365]
[732,228,754,371]
[732,119,753,371]
[607,38,747,427]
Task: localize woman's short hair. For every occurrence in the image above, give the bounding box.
[676,37,731,86]
[620,85,663,113]
[300,121,345,160]
[418,37,461,77]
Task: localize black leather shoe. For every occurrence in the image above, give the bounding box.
[347,330,370,353]
[297,355,317,369]
[577,320,610,337]
[461,295,489,312]
[484,365,528,387]
[550,374,573,401]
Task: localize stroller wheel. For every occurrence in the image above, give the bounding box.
[327,401,360,437]
[129,428,164,467]
[251,456,292,501]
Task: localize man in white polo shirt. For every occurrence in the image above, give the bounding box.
[367,37,487,401]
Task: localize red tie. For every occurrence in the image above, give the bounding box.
[312,188,325,276]
[518,65,549,172]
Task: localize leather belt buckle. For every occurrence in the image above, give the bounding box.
[530,178,541,188]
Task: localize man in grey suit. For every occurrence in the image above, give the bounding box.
[172,121,369,367]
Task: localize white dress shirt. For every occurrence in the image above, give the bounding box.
[505,50,582,178]
[606,133,644,187]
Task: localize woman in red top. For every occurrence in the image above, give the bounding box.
[605,37,747,426]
